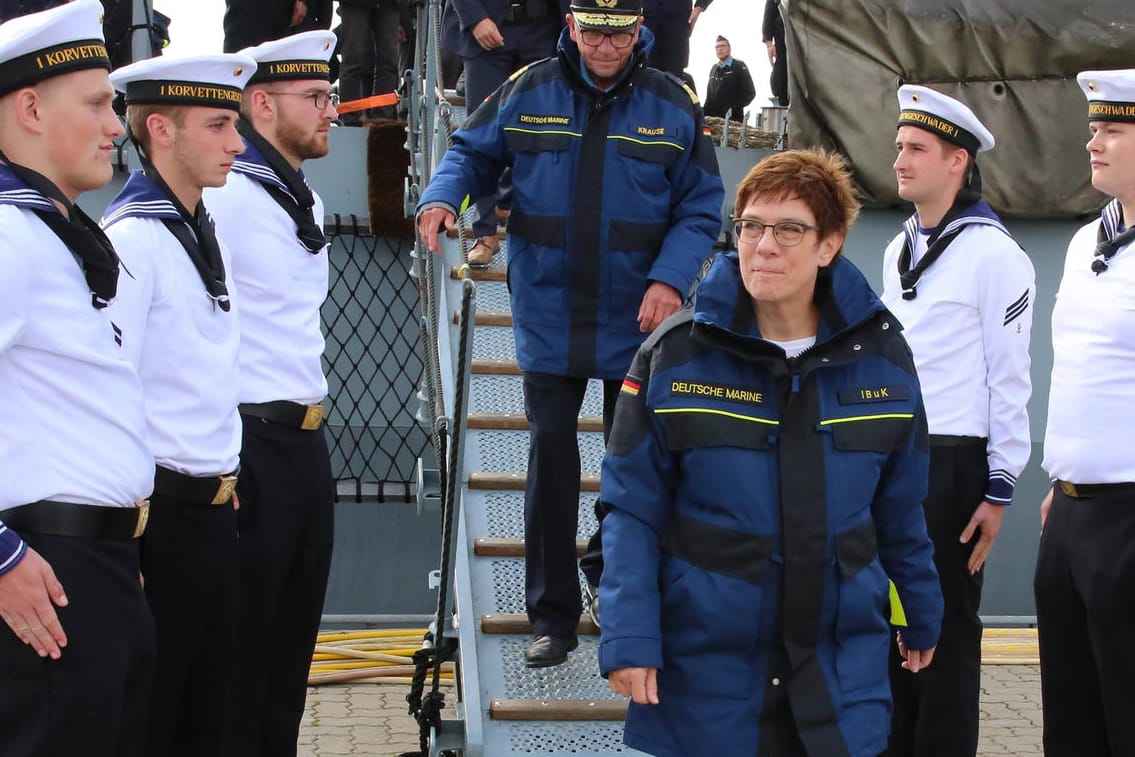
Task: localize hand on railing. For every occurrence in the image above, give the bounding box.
[417,207,457,254]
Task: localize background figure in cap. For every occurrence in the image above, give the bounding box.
[641,0,712,79]
[101,52,255,757]
[881,84,1035,757]
[223,0,333,56]
[0,1,156,755]
[439,0,562,265]
[417,0,724,668]
[761,0,787,106]
[203,30,338,757]
[1034,69,1135,757]
[703,34,754,122]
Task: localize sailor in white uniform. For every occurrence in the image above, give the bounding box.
[880,85,1035,757]
[1035,68,1135,757]
[101,53,257,757]
[202,30,339,757]
[0,2,155,755]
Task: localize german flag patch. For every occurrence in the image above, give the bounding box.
[621,379,641,397]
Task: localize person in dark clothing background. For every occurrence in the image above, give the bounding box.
[762,0,788,106]
[337,0,402,122]
[703,35,754,122]
[0,0,63,22]
[641,0,712,78]
[224,0,333,54]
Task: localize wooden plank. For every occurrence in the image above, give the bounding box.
[473,537,588,557]
[481,613,598,636]
[475,311,512,327]
[489,698,627,722]
[450,266,505,282]
[471,358,520,375]
[468,472,600,491]
[467,413,603,432]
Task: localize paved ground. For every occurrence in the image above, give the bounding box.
[298,665,1044,756]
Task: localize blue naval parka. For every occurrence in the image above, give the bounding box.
[598,252,944,757]
[416,26,724,379]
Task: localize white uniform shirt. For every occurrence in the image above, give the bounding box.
[882,221,1035,504]
[103,198,242,477]
[204,169,328,405]
[0,204,153,512]
[1043,220,1135,483]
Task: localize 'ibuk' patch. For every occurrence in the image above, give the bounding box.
[837,385,912,404]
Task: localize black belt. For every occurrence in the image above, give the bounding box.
[1057,480,1135,499]
[2,500,149,540]
[928,434,986,448]
[154,466,238,506]
[239,400,324,430]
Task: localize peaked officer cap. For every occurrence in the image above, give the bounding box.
[570,0,642,30]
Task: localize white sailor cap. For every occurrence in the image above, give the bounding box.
[242,30,336,85]
[1077,70,1135,123]
[897,84,995,154]
[111,54,258,112]
[0,0,110,97]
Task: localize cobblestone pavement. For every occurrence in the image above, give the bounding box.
[299,665,1044,756]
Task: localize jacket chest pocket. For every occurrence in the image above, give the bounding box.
[656,407,776,451]
[504,129,572,154]
[614,136,683,169]
[825,414,914,453]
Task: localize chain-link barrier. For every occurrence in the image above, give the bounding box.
[321,216,431,499]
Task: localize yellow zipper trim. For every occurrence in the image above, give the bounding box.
[607,134,686,151]
[502,127,583,137]
[654,407,779,425]
[819,413,914,426]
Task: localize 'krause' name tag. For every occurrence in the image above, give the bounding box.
[671,380,763,405]
[837,385,912,404]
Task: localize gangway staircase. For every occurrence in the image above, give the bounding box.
[413,231,647,755]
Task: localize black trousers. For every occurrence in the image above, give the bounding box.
[0,533,155,757]
[523,372,620,637]
[884,441,986,757]
[141,492,239,757]
[643,9,691,78]
[1035,487,1135,757]
[226,419,335,757]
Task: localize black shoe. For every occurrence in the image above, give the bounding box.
[525,634,579,668]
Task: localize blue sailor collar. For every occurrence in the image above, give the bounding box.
[902,198,1006,253]
[101,170,182,228]
[1101,198,1126,239]
[231,136,308,202]
[0,163,61,214]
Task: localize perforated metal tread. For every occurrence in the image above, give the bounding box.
[470,375,608,416]
[494,722,647,755]
[464,490,599,542]
[467,428,606,477]
[473,325,517,361]
[470,556,591,617]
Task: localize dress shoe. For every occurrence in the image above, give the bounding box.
[467,235,499,267]
[525,634,578,668]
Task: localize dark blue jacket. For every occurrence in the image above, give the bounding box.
[598,253,943,757]
[442,0,561,59]
[418,27,724,379]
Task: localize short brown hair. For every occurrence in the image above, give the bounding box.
[734,149,861,245]
[126,103,186,155]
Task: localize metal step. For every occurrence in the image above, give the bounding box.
[481,613,599,636]
[468,412,604,432]
[473,537,589,558]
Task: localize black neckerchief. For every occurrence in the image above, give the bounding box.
[896,170,983,301]
[237,119,325,253]
[137,154,231,312]
[0,150,119,309]
[1092,199,1135,276]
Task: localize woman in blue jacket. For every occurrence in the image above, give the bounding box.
[599,149,944,757]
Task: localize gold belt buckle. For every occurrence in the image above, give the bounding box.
[212,475,239,505]
[133,499,150,538]
[301,404,325,430]
[1058,480,1078,498]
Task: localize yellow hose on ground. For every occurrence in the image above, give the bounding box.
[308,629,456,686]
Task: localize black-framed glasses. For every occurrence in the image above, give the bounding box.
[264,90,340,111]
[732,217,820,247]
[577,27,636,49]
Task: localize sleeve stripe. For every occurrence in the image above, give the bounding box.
[1003,290,1029,326]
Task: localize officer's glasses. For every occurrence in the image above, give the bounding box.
[577,27,636,49]
[264,90,340,111]
[732,218,820,247]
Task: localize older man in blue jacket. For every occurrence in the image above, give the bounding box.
[418,0,724,667]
